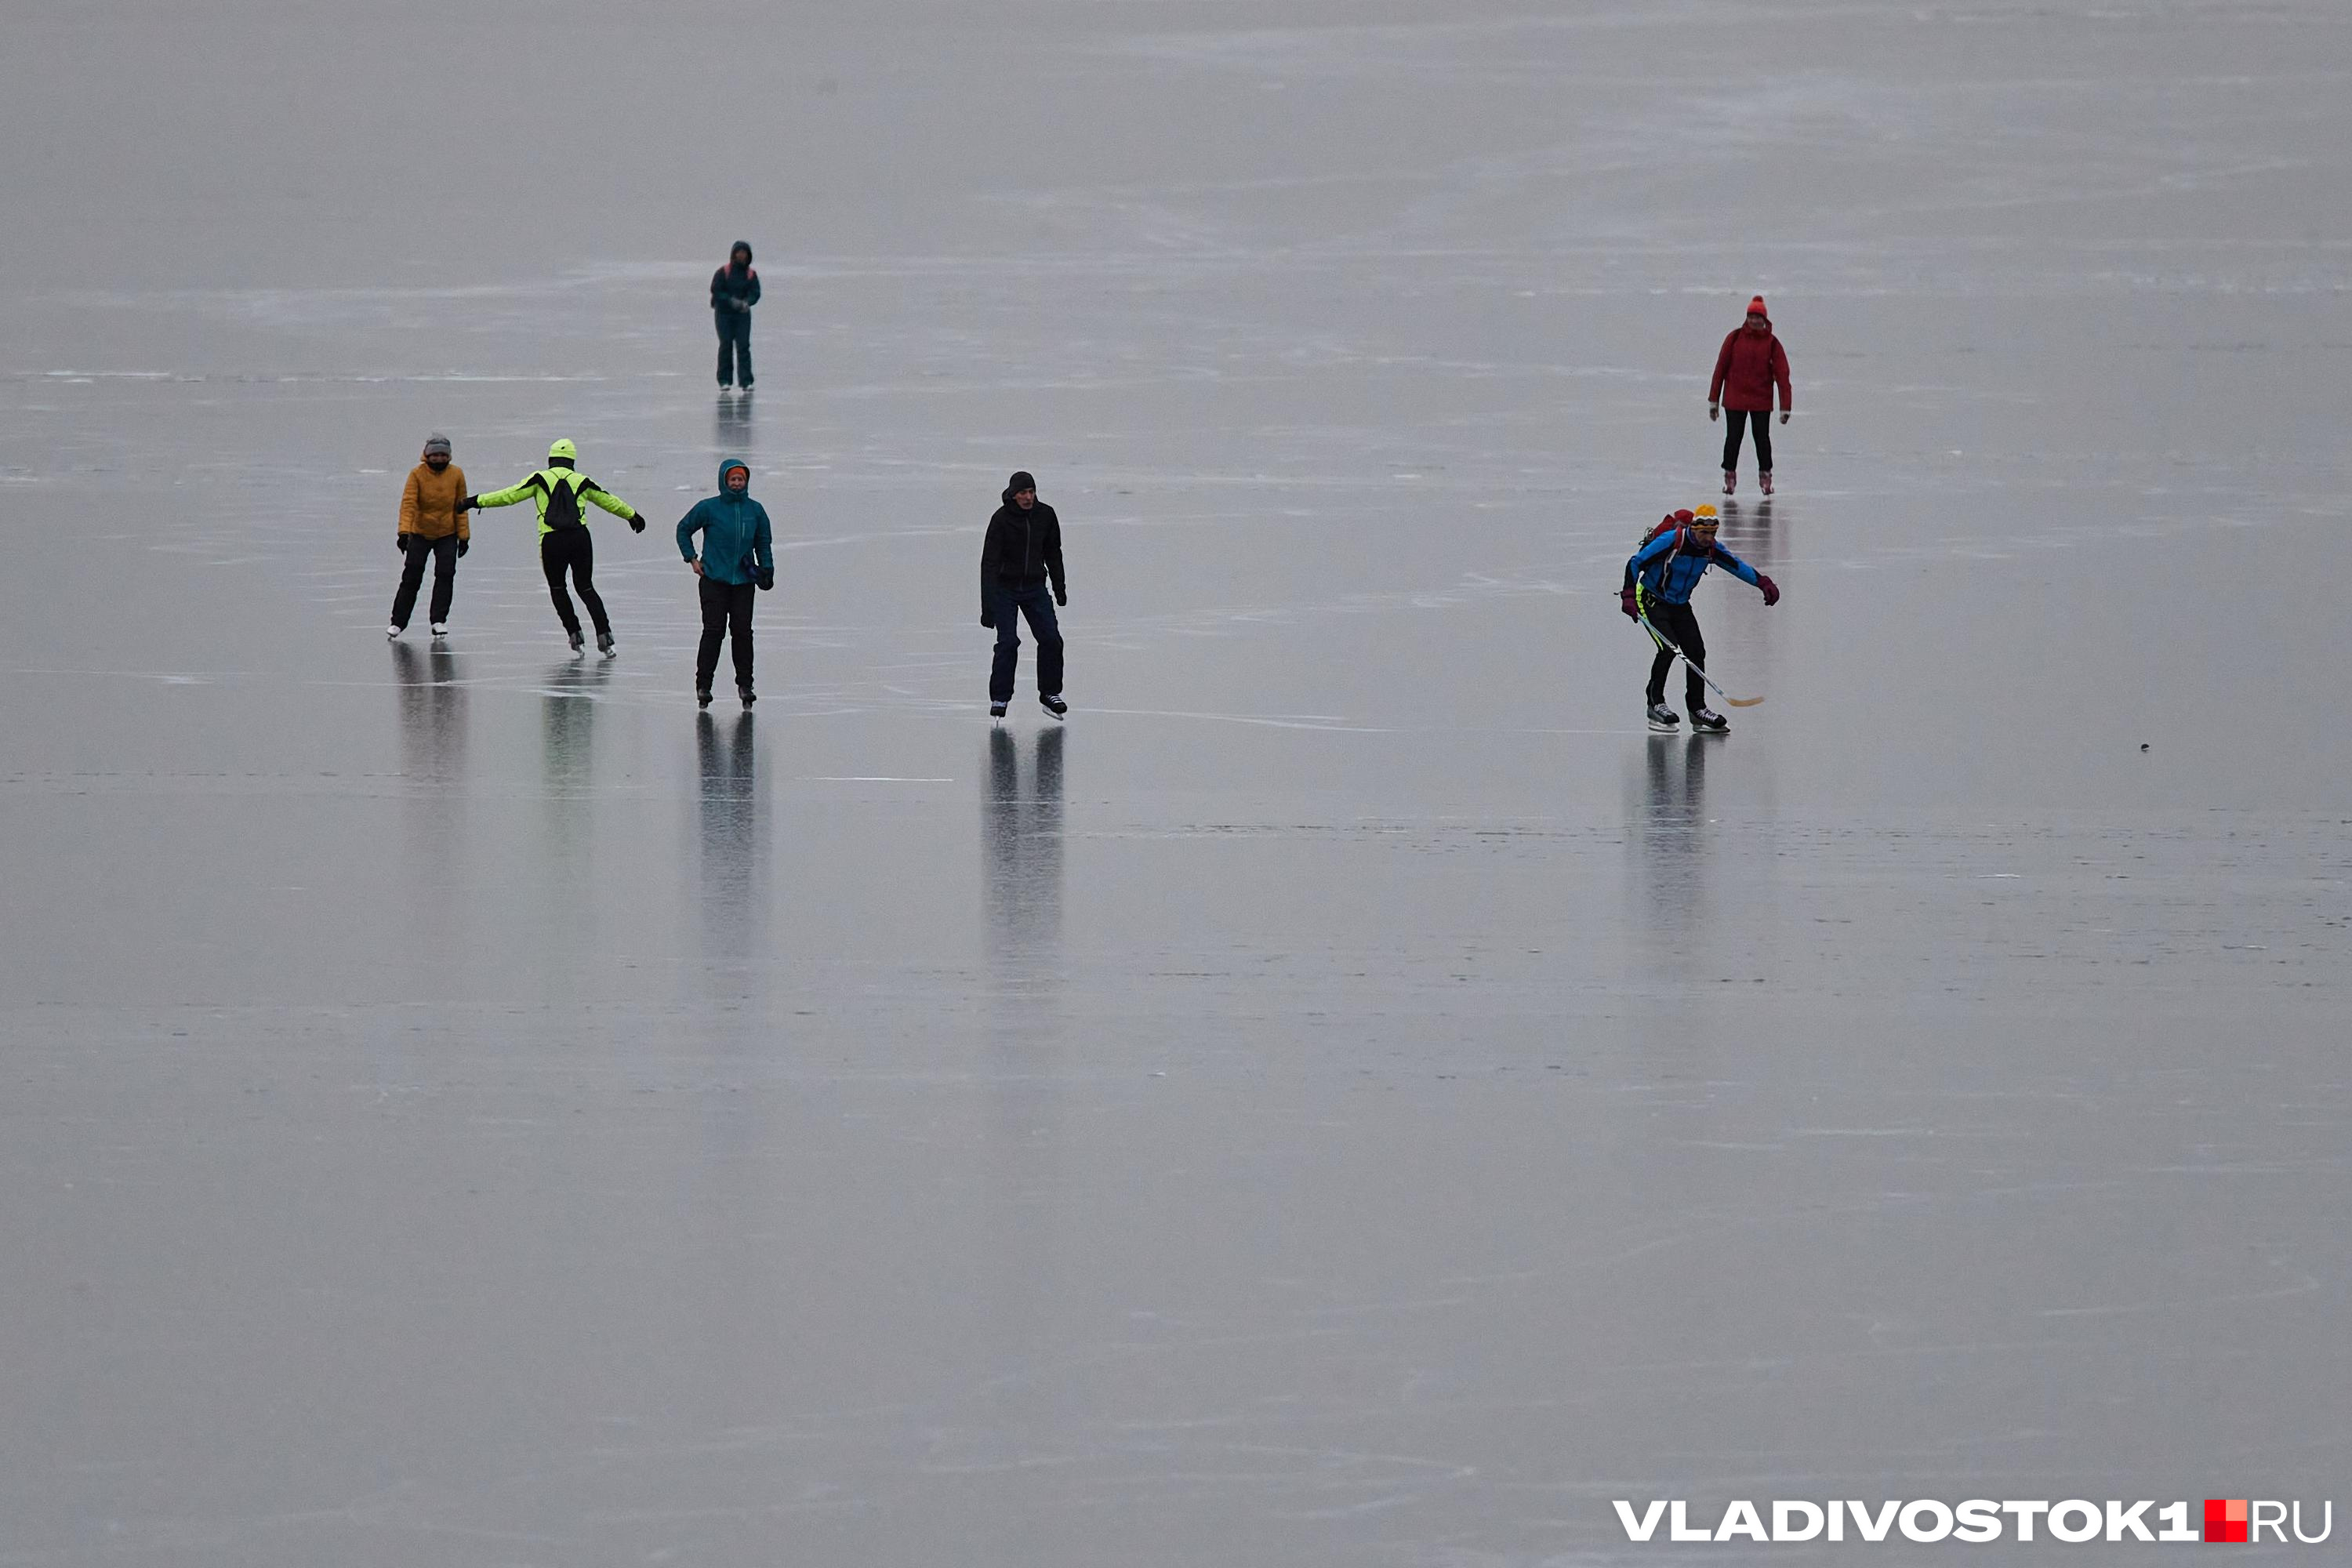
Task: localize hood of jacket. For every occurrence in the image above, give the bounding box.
[728,241,754,271]
[717,456,751,495]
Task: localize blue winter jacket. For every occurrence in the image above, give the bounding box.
[1624,528,1761,606]
[677,458,775,586]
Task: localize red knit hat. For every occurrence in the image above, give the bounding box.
[1747,296,1768,317]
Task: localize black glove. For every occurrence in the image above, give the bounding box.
[628,514,646,534]
[1054,590,1067,608]
[757,571,774,592]
[457,495,475,512]
[980,608,995,630]
[457,538,469,557]
[396,533,408,553]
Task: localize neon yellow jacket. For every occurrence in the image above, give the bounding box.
[472,463,642,536]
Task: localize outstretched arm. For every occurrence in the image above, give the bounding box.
[1711,543,1779,603]
[469,477,535,510]
[581,479,645,528]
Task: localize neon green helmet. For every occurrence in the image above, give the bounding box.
[548,437,577,462]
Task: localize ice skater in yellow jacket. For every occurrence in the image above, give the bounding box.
[463,438,647,655]
[389,432,471,639]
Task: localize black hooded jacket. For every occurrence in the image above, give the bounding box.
[711,243,760,314]
[980,488,1066,610]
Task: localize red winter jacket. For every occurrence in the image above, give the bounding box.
[1710,322,1791,412]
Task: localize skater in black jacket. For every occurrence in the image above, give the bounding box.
[978,470,1068,719]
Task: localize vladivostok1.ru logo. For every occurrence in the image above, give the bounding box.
[1611,1497,2332,1545]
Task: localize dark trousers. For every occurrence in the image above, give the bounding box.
[539,527,610,637]
[391,533,458,628]
[1722,408,1773,473]
[987,580,1063,703]
[697,576,757,691]
[716,311,752,387]
[1643,599,1708,711]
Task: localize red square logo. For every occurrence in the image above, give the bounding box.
[2205,1499,2249,1543]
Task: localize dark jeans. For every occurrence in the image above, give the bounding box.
[986,579,1063,703]
[1643,598,1708,711]
[1722,408,1773,473]
[391,533,458,628]
[716,310,752,387]
[697,575,756,691]
[539,527,610,637]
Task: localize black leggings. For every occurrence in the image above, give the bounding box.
[392,533,458,628]
[1644,599,1708,711]
[539,527,610,637]
[1722,408,1773,473]
[697,576,756,691]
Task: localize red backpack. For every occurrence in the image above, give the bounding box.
[1639,511,1696,553]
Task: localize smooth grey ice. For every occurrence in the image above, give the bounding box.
[1,2,2347,1563]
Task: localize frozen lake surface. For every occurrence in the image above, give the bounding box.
[2,2,2347,1563]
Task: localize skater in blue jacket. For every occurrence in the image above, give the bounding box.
[677,457,775,709]
[1621,504,1779,734]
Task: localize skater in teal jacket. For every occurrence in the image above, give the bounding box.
[677,457,774,708]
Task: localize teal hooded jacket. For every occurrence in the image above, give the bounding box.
[676,458,775,586]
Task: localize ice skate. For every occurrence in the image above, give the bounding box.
[429,622,447,638]
[738,684,756,710]
[1647,702,1681,732]
[989,701,1007,720]
[568,629,585,654]
[597,633,616,659]
[1689,707,1730,735]
[696,687,713,710]
[1759,471,1773,496]
[1722,468,1736,496]
[1040,693,1068,720]
[387,622,401,641]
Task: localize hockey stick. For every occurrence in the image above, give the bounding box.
[1637,609,1765,707]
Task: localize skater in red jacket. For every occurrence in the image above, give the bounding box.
[1708,296,1792,495]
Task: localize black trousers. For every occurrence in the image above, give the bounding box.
[1722,408,1773,473]
[391,533,458,628]
[1644,599,1708,711]
[986,580,1063,703]
[697,576,756,691]
[539,527,610,637]
[716,311,752,387]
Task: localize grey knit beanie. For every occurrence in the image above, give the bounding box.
[423,434,452,458]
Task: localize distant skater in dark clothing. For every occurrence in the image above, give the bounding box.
[1708,296,1793,495]
[711,241,760,389]
[978,470,1068,719]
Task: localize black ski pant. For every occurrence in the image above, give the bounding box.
[697,576,757,692]
[1643,599,1708,712]
[539,526,611,639]
[1721,408,1773,474]
[986,579,1063,704]
[716,310,752,387]
[391,533,458,628]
